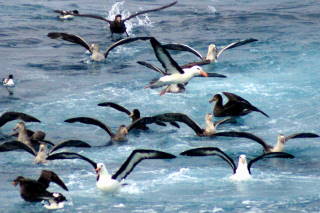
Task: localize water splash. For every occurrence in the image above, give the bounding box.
[105,1,153,35]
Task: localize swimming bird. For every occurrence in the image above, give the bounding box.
[209,92,269,118]
[64,114,179,143]
[180,147,294,181]
[47,149,176,192]
[214,131,320,153]
[12,170,68,208]
[162,38,258,68]
[0,139,91,164]
[137,60,226,95]
[149,113,231,137]
[2,74,15,87]
[61,1,177,38]
[0,111,40,128]
[12,121,41,149]
[53,9,79,20]
[97,102,180,130]
[47,33,151,61]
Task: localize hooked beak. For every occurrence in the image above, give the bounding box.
[12,181,18,186]
[95,167,100,174]
[209,97,216,103]
[200,70,208,77]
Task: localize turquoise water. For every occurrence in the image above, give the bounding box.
[1,0,320,212]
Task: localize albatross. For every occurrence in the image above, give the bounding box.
[60,1,177,38]
[12,170,68,209]
[97,101,179,130]
[64,114,179,143]
[209,92,269,118]
[47,149,176,192]
[0,139,91,164]
[180,147,294,181]
[162,38,258,68]
[214,131,320,153]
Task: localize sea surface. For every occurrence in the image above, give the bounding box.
[1,0,320,212]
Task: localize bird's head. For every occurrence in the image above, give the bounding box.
[118,125,129,135]
[13,121,25,132]
[90,43,100,52]
[12,176,24,186]
[209,94,222,103]
[278,134,286,144]
[189,66,208,77]
[130,109,140,120]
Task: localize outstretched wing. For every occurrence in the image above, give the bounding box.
[97,102,131,116]
[0,111,40,127]
[47,32,92,53]
[150,113,203,135]
[222,92,269,118]
[247,152,294,174]
[0,141,36,156]
[46,152,97,169]
[123,1,177,21]
[104,36,152,58]
[38,170,69,191]
[49,140,91,154]
[64,117,114,137]
[180,60,211,69]
[286,133,319,141]
[137,61,166,75]
[216,38,258,58]
[149,37,184,74]
[67,13,112,23]
[112,149,176,181]
[213,131,272,152]
[180,147,236,173]
[162,43,203,60]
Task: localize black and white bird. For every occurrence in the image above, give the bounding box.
[181,147,294,181]
[2,74,15,95]
[60,1,177,38]
[214,131,319,153]
[12,170,68,209]
[53,10,79,20]
[47,33,151,62]
[162,38,258,68]
[97,102,179,130]
[137,60,226,95]
[209,92,269,118]
[47,149,176,192]
[0,111,40,128]
[0,139,91,164]
[64,114,179,143]
[148,113,231,137]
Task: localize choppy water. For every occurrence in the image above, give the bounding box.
[1,0,320,212]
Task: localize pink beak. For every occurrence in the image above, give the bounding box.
[200,71,208,77]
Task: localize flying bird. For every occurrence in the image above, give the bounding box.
[47,149,176,192]
[162,38,258,68]
[209,92,269,118]
[61,1,177,38]
[181,147,294,181]
[12,170,68,209]
[214,131,319,153]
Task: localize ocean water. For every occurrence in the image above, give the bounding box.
[1,0,320,212]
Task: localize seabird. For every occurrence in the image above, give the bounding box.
[0,139,91,164]
[12,170,68,209]
[162,38,258,68]
[2,74,15,94]
[97,101,180,130]
[47,149,176,192]
[61,1,177,38]
[53,10,79,20]
[214,131,320,153]
[102,36,222,95]
[149,112,231,136]
[0,111,40,128]
[12,121,41,149]
[47,33,151,62]
[64,114,179,143]
[209,92,269,118]
[180,147,294,181]
[137,60,226,95]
